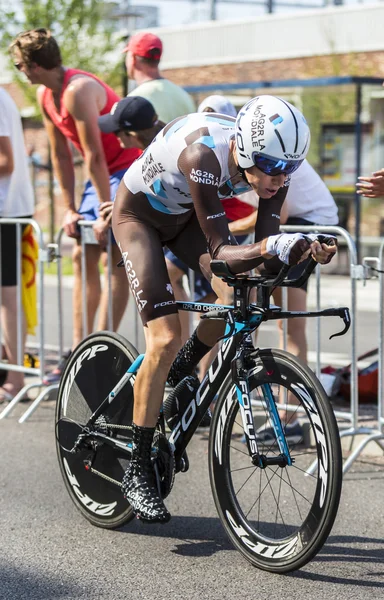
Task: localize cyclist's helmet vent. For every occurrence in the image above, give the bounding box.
[235,95,310,175]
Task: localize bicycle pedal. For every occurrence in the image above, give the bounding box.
[179,450,189,473]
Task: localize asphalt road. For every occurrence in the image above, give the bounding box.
[1,272,383,599]
[0,403,383,600]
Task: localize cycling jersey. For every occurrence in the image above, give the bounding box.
[113,112,289,323]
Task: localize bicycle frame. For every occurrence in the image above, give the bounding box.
[67,263,350,471]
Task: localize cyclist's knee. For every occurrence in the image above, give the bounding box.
[146,322,182,364]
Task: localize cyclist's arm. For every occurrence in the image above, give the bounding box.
[179,144,276,273]
[37,86,76,211]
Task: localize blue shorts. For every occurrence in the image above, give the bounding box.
[164,233,249,302]
[78,169,126,221]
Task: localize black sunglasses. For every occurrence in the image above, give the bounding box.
[13,62,24,71]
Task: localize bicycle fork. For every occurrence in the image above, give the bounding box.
[232,345,293,468]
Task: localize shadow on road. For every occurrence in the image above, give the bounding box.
[120,515,232,557]
[287,534,384,587]
[0,563,89,599]
[120,518,384,584]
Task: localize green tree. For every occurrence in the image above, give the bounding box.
[0,0,125,109]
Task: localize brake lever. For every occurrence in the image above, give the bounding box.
[329,307,351,340]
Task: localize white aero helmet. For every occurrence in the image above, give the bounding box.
[235,95,310,175]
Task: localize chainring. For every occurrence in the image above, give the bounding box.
[152,431,176,499]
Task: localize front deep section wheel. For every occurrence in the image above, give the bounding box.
[209,348,342,573]
[55,331,139,529]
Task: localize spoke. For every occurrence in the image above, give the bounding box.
[289,462,318,480]
[234,465,259,496]
[262,467,291,538]
[230,444,252,458]
[274,469,283,538]
[284,467,304,521]
[271,468,314,505]
[230,464,256,473]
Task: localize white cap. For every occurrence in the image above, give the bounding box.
[197,95,237,118]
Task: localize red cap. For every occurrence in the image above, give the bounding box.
[123,32,163,60]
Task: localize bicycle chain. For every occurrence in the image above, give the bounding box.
[105,423,132,430]
[90,467,122,487]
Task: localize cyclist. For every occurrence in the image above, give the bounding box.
[112,95,337,523]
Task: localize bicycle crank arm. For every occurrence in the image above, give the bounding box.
[87,431,133,455]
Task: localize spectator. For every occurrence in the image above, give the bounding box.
[9,28,142,384]
[197,94,237,117]
[124,32,195,123]
[0,87,34,402]
[356,169,384,198]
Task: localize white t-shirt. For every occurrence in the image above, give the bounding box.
[0,88,34,217]
[128,78,195,124]
[251,160,338,225]
[284,159,338,224]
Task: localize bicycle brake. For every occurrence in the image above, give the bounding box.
[329,307,351,340]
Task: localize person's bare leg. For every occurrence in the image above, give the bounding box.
[72,243,102,347]
[134,314,182,426]
[273,287,307,423]
[0,286,26,395]
[165,257,191,344]
[97,245,129,331]
[197,292,219,379]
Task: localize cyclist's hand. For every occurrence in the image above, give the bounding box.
[63,209,81,239]
[266,233,311,266]
[305,234,338,264]
[93,217,110,246]
[99,201,113,225]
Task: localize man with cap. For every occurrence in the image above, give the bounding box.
[98,96,165,152]
[124,31,195,124]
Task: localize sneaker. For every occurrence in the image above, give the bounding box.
[42,350,72,385]
[256,421,304,446]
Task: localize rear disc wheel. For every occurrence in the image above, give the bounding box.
[55,331,139,529]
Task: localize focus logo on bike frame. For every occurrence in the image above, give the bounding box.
[62,344,108,415]
[169,337,234,445]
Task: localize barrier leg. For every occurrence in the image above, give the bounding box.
[342,431,384,473]
[18,383,59,423]
[0,382,42,419]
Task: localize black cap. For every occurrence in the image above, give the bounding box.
[98,96,156,133]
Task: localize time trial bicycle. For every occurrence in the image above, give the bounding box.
[55,245,350,573]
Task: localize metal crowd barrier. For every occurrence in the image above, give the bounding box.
[17,221,140,422]
[0,218,59,421]
[340,247,384,470]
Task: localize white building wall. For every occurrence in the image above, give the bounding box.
[153,4,384,69]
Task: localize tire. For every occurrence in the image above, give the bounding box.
[209,348,342,573]
[55,331,139,529]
